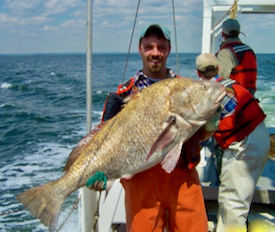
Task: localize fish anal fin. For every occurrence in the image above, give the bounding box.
[147,116,177,161]
[161,143,182,173]
[120,174,132,180]
[102,179,116,202]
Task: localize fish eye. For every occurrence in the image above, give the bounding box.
[201,84,207,89]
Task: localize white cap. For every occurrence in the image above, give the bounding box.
[196,53,218,72]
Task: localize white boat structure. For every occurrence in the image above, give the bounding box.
[79,0,275,231]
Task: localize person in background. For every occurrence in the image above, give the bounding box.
[196,53,270,232]
[216,18,257,95]
[87,24,210,232]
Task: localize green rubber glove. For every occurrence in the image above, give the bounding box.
[86,171,107,190]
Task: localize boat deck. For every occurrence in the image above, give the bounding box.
[97,157,275,232]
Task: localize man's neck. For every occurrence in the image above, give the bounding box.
[224,37,241,44]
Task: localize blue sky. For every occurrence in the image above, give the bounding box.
[1,0,275,54]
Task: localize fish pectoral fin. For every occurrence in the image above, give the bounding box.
[161,143,182,173]
[146,116,177,161]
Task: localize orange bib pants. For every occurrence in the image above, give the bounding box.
[120,164,208,232]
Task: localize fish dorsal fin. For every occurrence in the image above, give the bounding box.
[123,90,142,104]
[63,123,105,172]
[63,146,84,172]
[161,143,182,173]
[146,116,177,161]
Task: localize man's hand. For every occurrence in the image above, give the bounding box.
[86,171,107,191]
[204,107,222,133]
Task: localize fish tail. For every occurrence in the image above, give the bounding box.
[17,181,65,232]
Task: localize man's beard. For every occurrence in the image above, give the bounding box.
[149,62,162,73]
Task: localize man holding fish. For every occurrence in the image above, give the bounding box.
[87,24,224,231]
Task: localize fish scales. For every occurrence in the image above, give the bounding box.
[97,84,170,175]
[16,77,226,231]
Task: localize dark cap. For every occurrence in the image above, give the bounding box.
[140,24,170,41]
[222,19,240,36]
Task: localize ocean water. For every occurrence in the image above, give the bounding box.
[1,53,275,231]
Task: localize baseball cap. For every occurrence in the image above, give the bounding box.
[140,24,171,41]
[196,53,218,72]
[222,19,240,36]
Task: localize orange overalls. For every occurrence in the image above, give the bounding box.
[120,130,208,232]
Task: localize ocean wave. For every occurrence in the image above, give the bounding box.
[0,140,80,231]
[0,103,16,108]
[1,82,12,89]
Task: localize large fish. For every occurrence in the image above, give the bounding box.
[17,77,226,231]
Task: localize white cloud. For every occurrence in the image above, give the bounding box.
[61,19,77,28]
[4,0,43,16]
[43,25,59,31]
[43,0,83,16]
[0,12,17,23]
[0,0,275,54]
[43,25,51,31]
[29,16,47,23]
